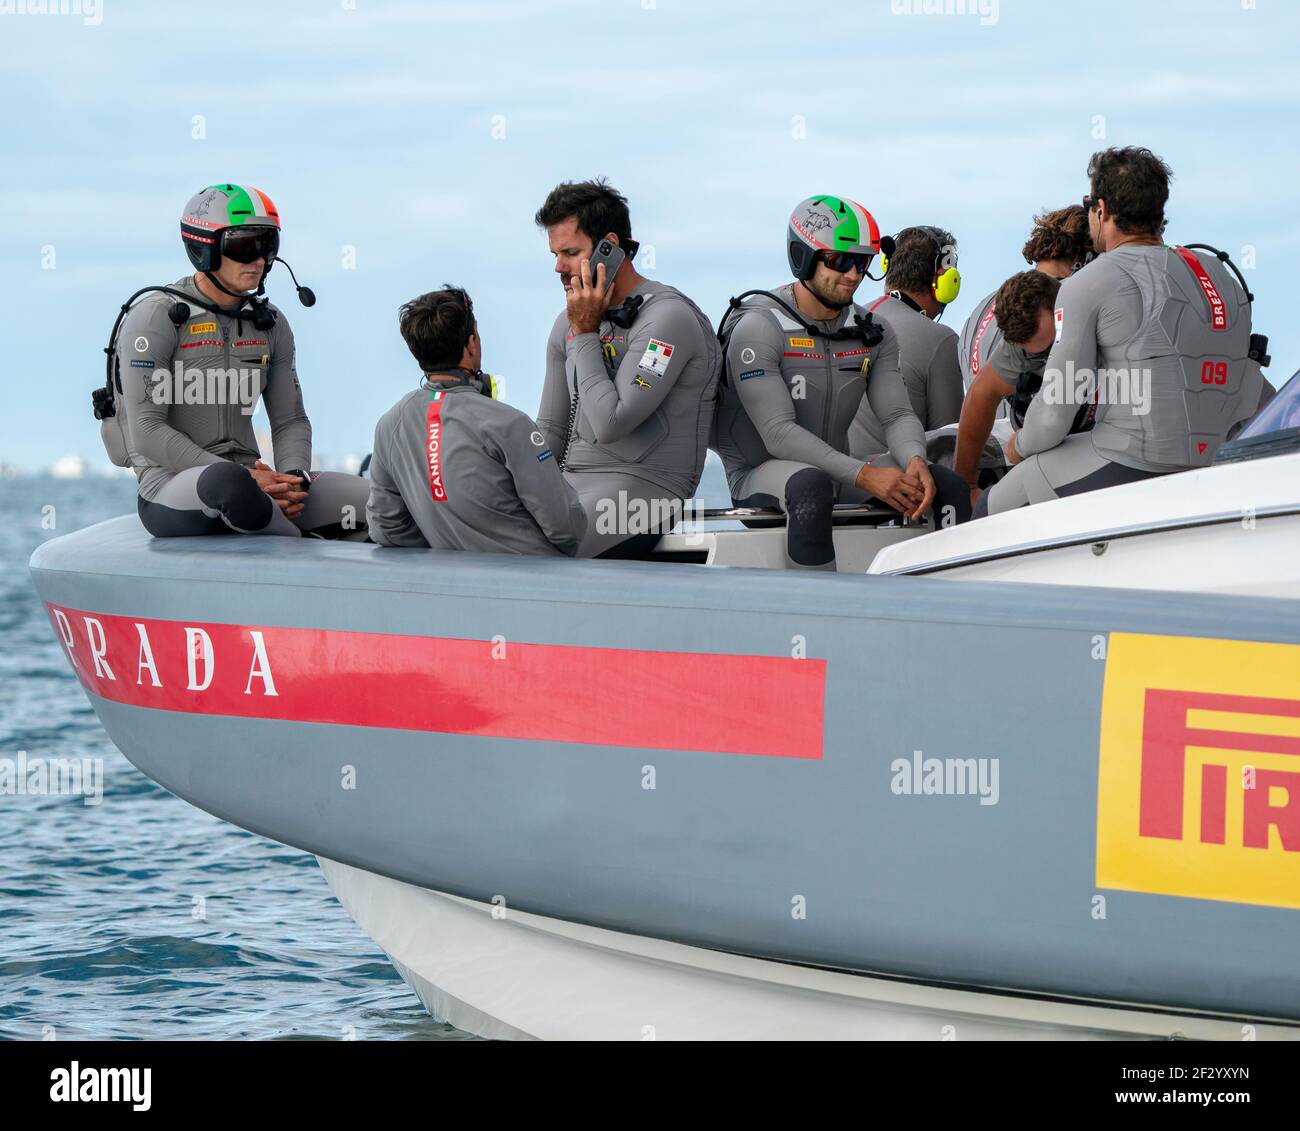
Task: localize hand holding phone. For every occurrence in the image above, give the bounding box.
[586,239,625,291]
[567,239,623,334]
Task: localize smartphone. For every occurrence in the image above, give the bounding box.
[587,239,625,291]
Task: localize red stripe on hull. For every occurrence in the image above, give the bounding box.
[45,604,826,759]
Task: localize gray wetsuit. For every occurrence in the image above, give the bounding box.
[367,382,586,556]
[712,283,938,567]
[957,287,1051,425]
[538,279,720,558]
[116,275,369,538]
[849,293,964,455]
[982,244,1267,516]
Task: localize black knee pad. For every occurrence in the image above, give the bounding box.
[928,462,972,526]
[784,468,835,566]
[137,495,222,538]
[196,462,273,531]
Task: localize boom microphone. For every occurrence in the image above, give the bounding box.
[275,258,316,307]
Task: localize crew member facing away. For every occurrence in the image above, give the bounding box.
[977,147,1269,517]
[849,224,966,453]
[983,270,1092,449]
[367,287,587,555]
[953,205,1094,508]
[536,179,720,559]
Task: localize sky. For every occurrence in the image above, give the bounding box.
[1,0,1298,472]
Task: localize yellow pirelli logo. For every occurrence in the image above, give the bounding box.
[190,321,217,335]
[788,336,814,349]
[1097,633,1300,909]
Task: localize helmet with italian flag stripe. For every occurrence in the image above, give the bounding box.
[180,183,281,273]
[786,194,882,281]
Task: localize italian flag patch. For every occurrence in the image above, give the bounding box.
[638,338,675,378]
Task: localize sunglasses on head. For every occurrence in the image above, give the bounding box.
[221,226,280,264]
[817,250,873,275]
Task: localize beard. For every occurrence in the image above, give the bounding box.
[802,276,852,311]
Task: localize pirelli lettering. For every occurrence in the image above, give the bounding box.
[1097,633,1300,910]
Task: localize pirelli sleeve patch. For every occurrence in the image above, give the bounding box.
[637,338,675,378]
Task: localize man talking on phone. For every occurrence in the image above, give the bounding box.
[536,179,720,558]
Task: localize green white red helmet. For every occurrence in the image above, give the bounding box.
[181,183,281,273]
[787,194,882,281]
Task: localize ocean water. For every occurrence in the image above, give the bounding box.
[0,478,471,1041]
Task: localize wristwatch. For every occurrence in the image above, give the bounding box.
[286,469,312,491]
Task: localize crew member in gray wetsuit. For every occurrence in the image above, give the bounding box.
[106,184,370,538]
[952,205,1095,508]
[849,225,965,454]
[367,288,586,555]
[979,147,1271,517]
[535,180,720,558]
[714,195,970,571]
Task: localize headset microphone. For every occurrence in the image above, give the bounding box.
[274,258,316,307]
[867,235,895,282]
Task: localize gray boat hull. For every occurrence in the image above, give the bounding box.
[29,516,1300,1023]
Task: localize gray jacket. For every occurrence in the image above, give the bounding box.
[115,275,311,500]
[367,382,586,556]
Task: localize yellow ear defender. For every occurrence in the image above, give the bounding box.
[933,262,962,306]
[919,224,962,305]
[884,226,962,306]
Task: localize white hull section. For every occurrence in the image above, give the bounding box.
[318,857,1298,1041]
[900,516,1300,594]
[870,451,1300,597]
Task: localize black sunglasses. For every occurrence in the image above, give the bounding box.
[222,226,280,264]
[817,250,873,275]
[1082,195,1098,212]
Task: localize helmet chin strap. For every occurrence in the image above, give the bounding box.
[201,268,272,335]
[797,278,849,313]
[203,269,266,304]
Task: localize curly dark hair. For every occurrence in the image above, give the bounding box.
[534,178,633,248]
[1087,146,1172,236]
[885,225,957,295]
[994,271,1061,346]
[1022,205,1092,266]
[399,285,476,374]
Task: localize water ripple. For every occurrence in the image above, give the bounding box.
[0,479,469,1040]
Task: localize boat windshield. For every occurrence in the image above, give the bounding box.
[1236,368,1300,440]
